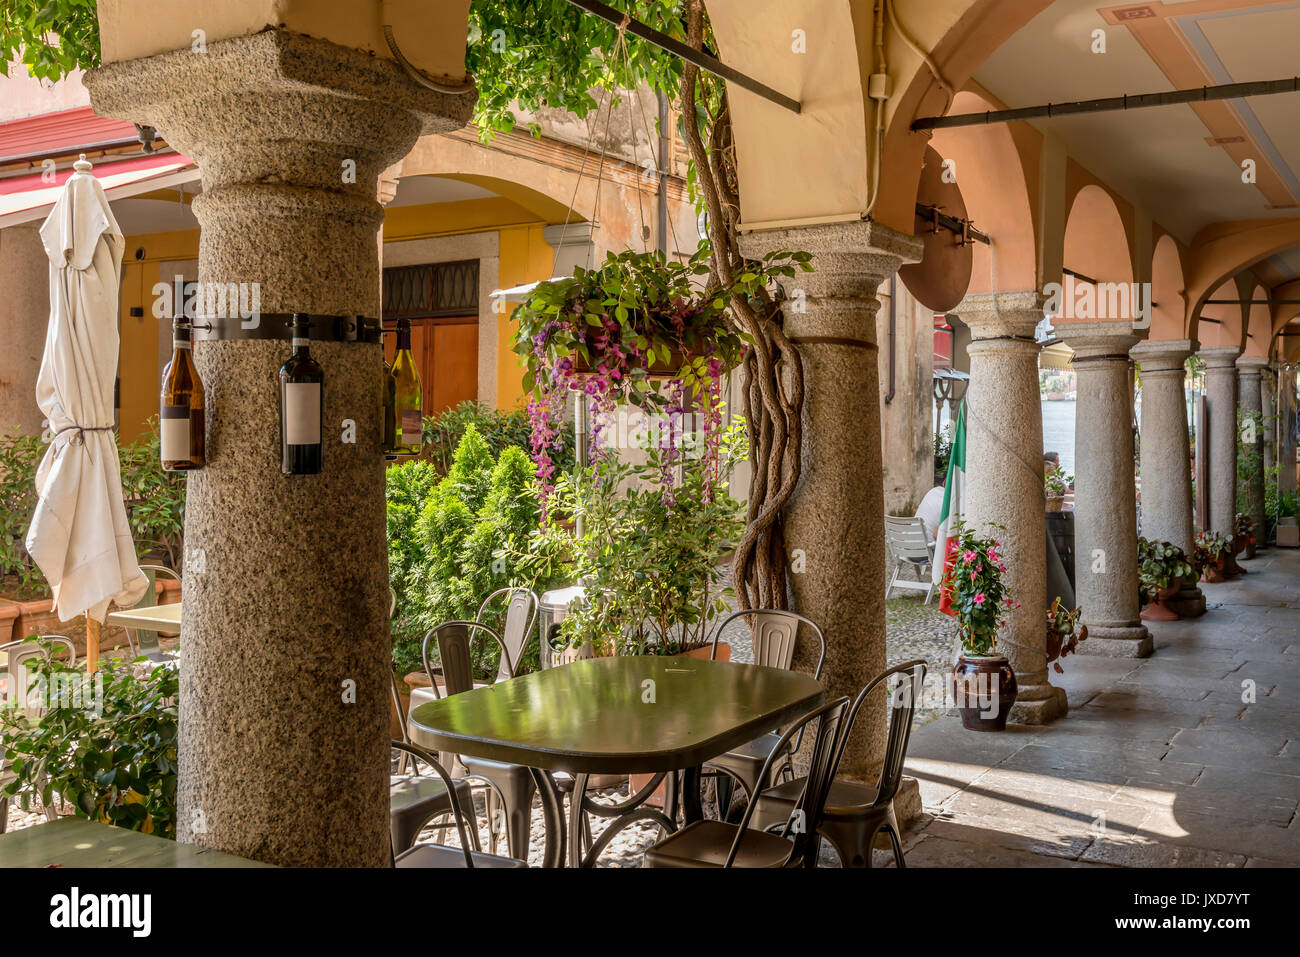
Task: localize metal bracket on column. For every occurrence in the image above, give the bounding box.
[191,314,381,344]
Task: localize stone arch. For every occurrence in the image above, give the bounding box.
[1150,232,1186,342]
[1198,277,1245,350]
[928,89,1037,295]
[1186,219,1300,340]
[1269,277,1300,342]
[1059,183,1136,322]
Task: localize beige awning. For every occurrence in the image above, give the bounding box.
[1039,341,1075,371]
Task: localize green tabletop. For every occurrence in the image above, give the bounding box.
[0,818,273,868]
[409,656,825,775]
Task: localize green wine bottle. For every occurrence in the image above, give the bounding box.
[389,318,422,456]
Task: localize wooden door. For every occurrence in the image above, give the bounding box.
[384,317,478,416]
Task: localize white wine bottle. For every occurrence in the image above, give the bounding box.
[388,318,422,456]
[160,317,205,470]
[280,315,323,475]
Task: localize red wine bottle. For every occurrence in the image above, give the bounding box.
[279,315,322,475]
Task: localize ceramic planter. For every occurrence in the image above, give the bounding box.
[1140,582,1181,622]
[951,655,1017,732]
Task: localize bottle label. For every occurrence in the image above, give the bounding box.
[173,338,190,351]
[400,409,422,447]
[284,382,321,446]
[160,405,190,461]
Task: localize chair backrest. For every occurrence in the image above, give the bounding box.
[728,696,850,868]
[884,516,932,563]
[129,564,182,656]
[0,637,77,719]
[836,659,928,807]
[477,588,538,682]
[421,621,513,699]
[389,668,411,746]
[388,740,476,867]
[710,609,826,681]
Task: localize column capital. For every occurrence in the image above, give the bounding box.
[1053,321,1147,360]
[1236,355,1270,374]
[738,219,923,297]
[1199,345,1242,369]
[956,291,1045,340]
[1131,338,1197,372]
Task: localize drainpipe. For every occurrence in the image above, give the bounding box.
[657,92,669,255]
[884,274,897,404]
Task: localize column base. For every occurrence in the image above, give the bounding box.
[1169,584,1206,618]
[1079,623,1153,658]
[1009,683,1068,725]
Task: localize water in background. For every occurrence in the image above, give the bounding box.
[1041,399,1076,474]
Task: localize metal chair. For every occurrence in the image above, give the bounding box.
[390,741,527,869]
[704,609,826,818]
[752,659,928,868]
[884,516,936,603]
[389,674,480,854]
[122,564,182,664]
[477,587,539,682]
[422,621,537,862]
[644,697,850,868]
[0,636,76,833]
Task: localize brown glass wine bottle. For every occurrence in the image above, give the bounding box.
[279,315,323,475]
[160,317,205,470]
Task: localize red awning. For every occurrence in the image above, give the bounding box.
[0,155,193,221]
[0,105,142,163]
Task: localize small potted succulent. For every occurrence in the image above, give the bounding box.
[941,520,1019,731]
[1044,466,1071,512]
[1194,530,1234,583]
[1137,537,1194,621]
[1045,598,1087,672]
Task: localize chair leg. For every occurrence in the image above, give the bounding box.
[887,565,900,599]
[485,788,500,856]
[886,823,906,868]
[0,796,8,834]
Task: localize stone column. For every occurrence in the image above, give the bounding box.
[0,223,52,437]
[1280,364,1298,498]
[955,293,1067,723]
[738,221,921,777]
[1056,325,1151,656]
[86,31,474,867]
[1131,339,1204,616]
[1201,346,1241,538]
[1237,356,1269,548]
[1262,363,1277,480]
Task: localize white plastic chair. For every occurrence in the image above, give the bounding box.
[884,515,936,603]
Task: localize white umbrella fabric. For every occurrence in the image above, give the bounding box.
[26,157,148,623]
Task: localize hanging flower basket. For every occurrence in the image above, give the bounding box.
[512,242,811,506]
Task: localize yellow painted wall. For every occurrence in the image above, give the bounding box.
[117,198,554,438]
[118,228,200,442]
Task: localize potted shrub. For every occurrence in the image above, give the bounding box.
[1194,530,1234,583]
[1234,512,1257,563]
[1044,465,1071,512]
[513,242,809,506]
[1137,537,1194,621]
[942,520,1019,731]
[1045,598,1087,672]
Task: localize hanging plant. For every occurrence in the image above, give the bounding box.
[513,241,810,506]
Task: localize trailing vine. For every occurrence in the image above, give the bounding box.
[678,0,807,612]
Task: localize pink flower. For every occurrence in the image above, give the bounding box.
[988,550,1000,563]
[974,592,986,606]
[963,550,977,562]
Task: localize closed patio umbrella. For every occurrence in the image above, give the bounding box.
[26,156,148,632]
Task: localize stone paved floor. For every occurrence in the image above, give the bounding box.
[901,546,1300,868]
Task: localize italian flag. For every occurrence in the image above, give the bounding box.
[934,402,966,616]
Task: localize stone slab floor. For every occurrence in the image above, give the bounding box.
[900,546,1300,868]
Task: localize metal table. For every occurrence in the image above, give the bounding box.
[0,817,272,867]
[409,655,824,867]
[106,602,181,631]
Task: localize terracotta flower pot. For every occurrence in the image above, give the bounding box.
[1140,582,1181,622]
[1045,495,1065,512]
[951,655,1017,732]
[1201,559,1228,584]
[0,600,18,643]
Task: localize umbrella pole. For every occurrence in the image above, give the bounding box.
[85,616,99,674]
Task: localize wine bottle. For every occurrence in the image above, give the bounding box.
[160,317,205,470]
[279,315,323,475]
[382,359,398,461]
[389,318,422,456]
